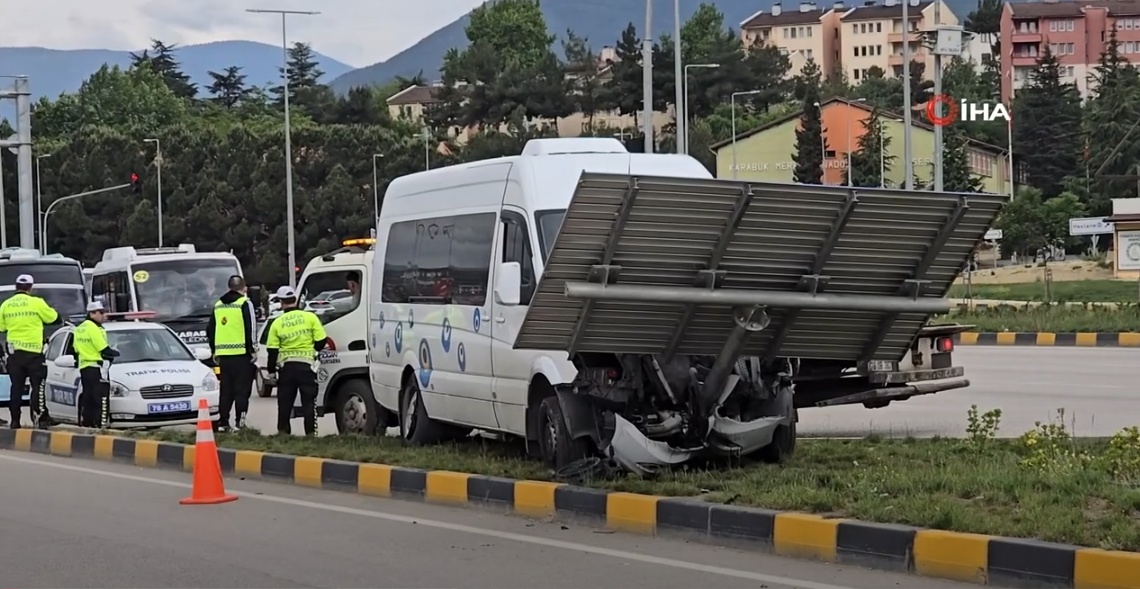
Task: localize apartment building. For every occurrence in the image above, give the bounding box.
[840,0,957,82]
[740,2,845,77]
[1000,0,1140,101]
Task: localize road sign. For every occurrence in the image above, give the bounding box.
[1069,217,1114,236]
[984,229,1002,240]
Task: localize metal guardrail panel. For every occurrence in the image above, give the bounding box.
[514,173,1006,362]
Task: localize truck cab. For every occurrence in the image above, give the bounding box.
[291,237,394,434]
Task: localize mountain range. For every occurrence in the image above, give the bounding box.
[0,41,353,102]
[2,0,1001,105]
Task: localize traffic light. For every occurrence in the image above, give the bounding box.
[130,173,141,194]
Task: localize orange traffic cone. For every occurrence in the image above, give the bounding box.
[180,398,238,505]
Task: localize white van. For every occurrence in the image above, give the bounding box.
[369,138,713,465]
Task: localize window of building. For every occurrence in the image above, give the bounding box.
[790,27,797,38]
[825,150,837,158]
[806,49,814,59]
[876,44,883,55]
[853,46,859,56]
[381,213,497,306]
[876,22,882,32]
[1068,42,1075,54]
[805,26,812,37]
[1067,65,1075,77]
[853,68,861,80]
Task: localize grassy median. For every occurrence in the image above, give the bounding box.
[134,407,1140,551]
[947,279,1138,303]
[939,305,1140,333]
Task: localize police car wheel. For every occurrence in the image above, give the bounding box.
[398,377,447,445]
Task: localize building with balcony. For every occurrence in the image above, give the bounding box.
[1000,0,1140,101]
[840,0,957,83]
[740,1,845,77]
[710,97,1011,194]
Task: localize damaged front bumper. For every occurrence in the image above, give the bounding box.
[607,412,785,476]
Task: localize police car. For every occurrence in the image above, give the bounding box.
[43,314,220,428]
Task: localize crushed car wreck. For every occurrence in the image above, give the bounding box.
[514,173,1005,476]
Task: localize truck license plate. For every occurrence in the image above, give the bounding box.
[866,360,895,372]
[148,401,191,414]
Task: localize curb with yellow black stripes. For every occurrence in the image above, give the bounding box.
[3,428,1138,588]
[955,332,1140,346]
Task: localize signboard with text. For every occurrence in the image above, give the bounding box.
[1069,217,1114,236]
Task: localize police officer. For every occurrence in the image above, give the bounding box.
[0,274,61,428]
[265,286,327,436]
[70,301,120,428]
[207,275,256,432]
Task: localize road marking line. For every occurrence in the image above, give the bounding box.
[0,452,856,589]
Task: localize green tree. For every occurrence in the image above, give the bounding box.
[563,31,606,130]
[1011,47,1082,198]
[332,86,389,126]
[942,56,1004,145]
[272,42,332,118]
[1084,25,1140,211]
[843,108,895,187]
[599,24,646,124]
[995,186,1086,258]
[942,125,984,192]
[31,65,189,138]
[131,39,197,99]
[206,66,251,109]
[906,60,934,106]
[792,59,828,184]
[965,0,1002,58]
[851,66,904,111]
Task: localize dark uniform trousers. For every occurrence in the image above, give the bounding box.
[276,362,318,435]
[217,355,254,426]
[7,350,48,427]
[79,366,108,428]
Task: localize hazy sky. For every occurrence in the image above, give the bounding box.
[0,0,486,67]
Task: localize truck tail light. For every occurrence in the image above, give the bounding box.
[936,337,953,353]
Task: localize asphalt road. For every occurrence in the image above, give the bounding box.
[0,450,977,589]
[798,346,1140,438]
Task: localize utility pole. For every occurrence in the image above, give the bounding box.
[902,0,914,190]
[673,0,684,154]
[932,0,944,191]
[643,0,655,153]
[246,8,320,288]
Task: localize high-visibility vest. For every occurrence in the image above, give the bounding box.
[73,319,108,369]
[212,295,249,355]
[267,308,327,365]
[0,292,58,353]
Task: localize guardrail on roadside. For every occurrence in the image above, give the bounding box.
[948,299,1126,311]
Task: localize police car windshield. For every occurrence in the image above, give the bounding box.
[132,259,240,322]
[0,287,86,317]
[106,328,194,363]
[535,209,565,264]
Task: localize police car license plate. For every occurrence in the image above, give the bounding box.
[148,401,191,414]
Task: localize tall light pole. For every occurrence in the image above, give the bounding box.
[34,152,49,253]
[683,63,719,155]
[847,98,867,187]
[673,0,683,154]
[902,0,914,190]
[421,128,431,170]
[643,0,654,153]
[144,138,164,246]
[246,8,320,288]
[731,90,763,179]
[814,101,825,183]
[932,0,943,191]
[372,153,383,226]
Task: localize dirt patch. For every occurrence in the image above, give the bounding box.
[955,261,1116,285]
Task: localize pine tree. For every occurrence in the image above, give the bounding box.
[906,60,934,106]
[272,42,325,106]
[206,66,251,108]
[942,125,984,192]
[1084,24,1140,209]
[563,31,604,130]
[844,108,895,187]
[600,23,645,123]
[138,40,197,99]
[792,59,829,184]
[1011,47,1082,198]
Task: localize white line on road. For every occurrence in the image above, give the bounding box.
[0,452,855,589]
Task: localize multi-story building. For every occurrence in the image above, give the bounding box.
[1000,0,1140,101]
[740,2,845,77]
[840,0,957,82]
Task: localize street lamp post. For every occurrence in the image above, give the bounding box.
[682,63,719,155]
[372,153,383,227]
[42,183,132,254]
[847,98,867,187]
[731,90,763,180]
[673,0,684,154]
[35,152,49,253]
[246,8,320,288]
[421,128,431,170]
[144,138,164,246]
